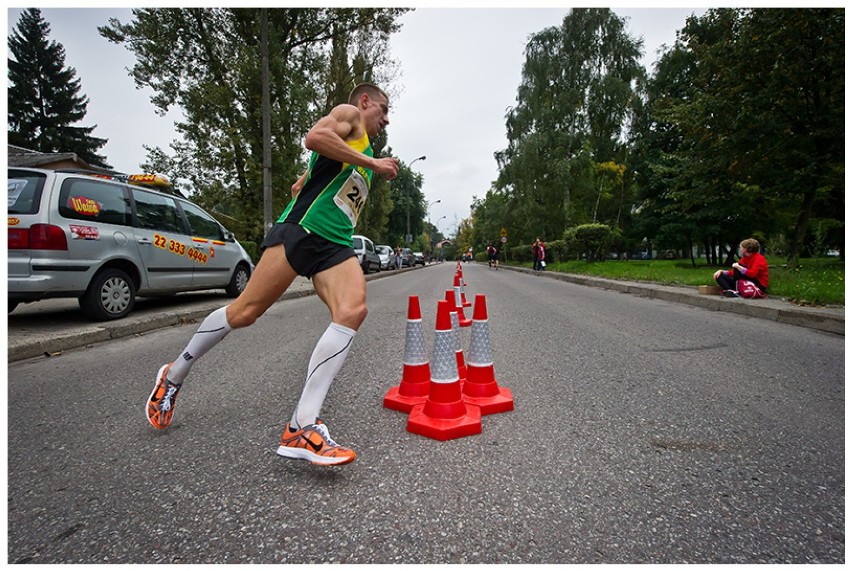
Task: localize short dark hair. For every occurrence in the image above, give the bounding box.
[348,83,388,106]
[740,238,761,254]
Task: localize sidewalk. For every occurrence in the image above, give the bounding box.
[7,263,843,363]
[502,264,844,336]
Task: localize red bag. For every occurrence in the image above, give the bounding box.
[737,280,766,299]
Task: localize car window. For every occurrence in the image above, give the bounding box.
[179,200,225,240]
[58,177,132,226]
[8,170,46,215]
[353,237,363,249]
[365,240,375,253]
[132,188,186,233]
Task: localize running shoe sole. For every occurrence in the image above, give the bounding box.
[147,363,172,429]
[276,444,355,465]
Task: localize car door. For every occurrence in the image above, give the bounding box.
[130,187,195,291]
[177,199,241,288]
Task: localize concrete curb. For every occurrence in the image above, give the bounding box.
[499,264,844,336]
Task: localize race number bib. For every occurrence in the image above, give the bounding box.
[333,170,369,227]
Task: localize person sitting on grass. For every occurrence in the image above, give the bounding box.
[713,238,769,298]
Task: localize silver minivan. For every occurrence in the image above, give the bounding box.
[8,168,254,320]
[352,234,380,274]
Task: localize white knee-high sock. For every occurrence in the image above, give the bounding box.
[291,322,356,428]
[167,306,233,384]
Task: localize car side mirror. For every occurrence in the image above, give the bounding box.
[224,230,235,243]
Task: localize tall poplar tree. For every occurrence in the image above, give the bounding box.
[494,8,644,243]
[8,8,110,168]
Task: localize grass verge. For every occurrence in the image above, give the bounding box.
[505,257,844,306]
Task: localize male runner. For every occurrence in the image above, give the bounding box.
[146,83,399,466]
[487,243,498,270]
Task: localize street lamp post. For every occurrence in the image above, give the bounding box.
[436,215,447,231]
[428,199,441,226]
[405,155,426,243]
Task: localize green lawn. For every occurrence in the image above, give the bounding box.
[508,257,844,306]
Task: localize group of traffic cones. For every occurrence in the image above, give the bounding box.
[383,263,514,441]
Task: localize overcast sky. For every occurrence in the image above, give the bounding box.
[6,5,709,237]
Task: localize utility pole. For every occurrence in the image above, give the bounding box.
[261,8,273,235]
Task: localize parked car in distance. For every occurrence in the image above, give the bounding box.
[352,234,381,274]
[398,247,414,267]
[8,167,254,321]
[375,244,396,270]
[413,251,426,266]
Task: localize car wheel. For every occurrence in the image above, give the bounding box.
[226,263,251,297]
[79,268,136,321]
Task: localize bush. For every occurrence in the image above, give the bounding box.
[566,224,616,262]
[547,239,568,262]
[510,244,533,262]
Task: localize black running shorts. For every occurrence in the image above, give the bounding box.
[260,222,355,278]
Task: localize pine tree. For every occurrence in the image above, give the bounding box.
[8,8,110,168]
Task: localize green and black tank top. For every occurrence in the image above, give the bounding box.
[278,127,374,247]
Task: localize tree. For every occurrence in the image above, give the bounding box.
[8,8,110,168]
[493,8,644,244]
[384,158,426,246]
[100,8,408,246]
[653,8,844,266]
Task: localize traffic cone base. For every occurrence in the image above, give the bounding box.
[383,363,431,413]
[463,387,514,415]
[462,364,514,415]
[407,401,482,441]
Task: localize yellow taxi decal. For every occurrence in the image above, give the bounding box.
[187,248,208,264]
[69,196,101,216]
[128,173,171,187]
[154,233,209,265]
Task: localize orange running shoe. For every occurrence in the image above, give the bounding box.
[276,421,356,465]
[147,363,181,429]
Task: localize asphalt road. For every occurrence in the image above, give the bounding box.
[7,264,845,563]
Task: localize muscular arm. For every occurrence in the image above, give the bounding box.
[304,104,398,179]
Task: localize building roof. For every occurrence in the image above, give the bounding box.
[7,144,112,172]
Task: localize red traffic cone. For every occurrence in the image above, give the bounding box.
[462,294,514,415]
[384,296,431,413]
[444,289,467,383]
[407,300,481,441]
[456,269,471,307]
[451,275,472,327]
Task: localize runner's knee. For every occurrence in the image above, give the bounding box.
[226,302,264,329]
[335,301,368,329]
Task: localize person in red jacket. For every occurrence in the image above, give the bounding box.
[713,238,769,298]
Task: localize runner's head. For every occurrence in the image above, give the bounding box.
[349,83,390,137]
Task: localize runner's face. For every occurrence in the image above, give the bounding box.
[363,95,390,137]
